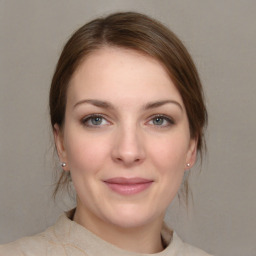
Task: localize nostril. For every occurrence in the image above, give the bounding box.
[114,155,143,166]
[111,134,146,165]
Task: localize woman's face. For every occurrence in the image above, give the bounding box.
[55,47,197,229]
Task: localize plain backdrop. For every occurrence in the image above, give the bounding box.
[1,1,256,256]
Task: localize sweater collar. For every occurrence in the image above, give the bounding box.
[53,209,183,256]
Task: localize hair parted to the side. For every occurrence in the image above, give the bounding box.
[49,12,208,202]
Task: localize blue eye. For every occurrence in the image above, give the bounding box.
[82,114,109,127]
[152,117,165,125]
[90,116,103,125]
[149,115,174,127]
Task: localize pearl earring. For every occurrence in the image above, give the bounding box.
[186,163,190,167]
[61,162,66,167]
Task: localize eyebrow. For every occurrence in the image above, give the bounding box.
[73,99,183,111]
[143,100,183,111]
[73,99,114,109]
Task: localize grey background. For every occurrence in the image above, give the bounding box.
[1,1,256,255]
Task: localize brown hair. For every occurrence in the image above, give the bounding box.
[50,12,208,201]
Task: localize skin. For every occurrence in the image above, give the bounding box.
[54,47,197,253]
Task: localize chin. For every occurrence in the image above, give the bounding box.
[109,216,153,229]
[104,204,161,229]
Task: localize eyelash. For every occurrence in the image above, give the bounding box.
[81,114,175,128]
[81,114,110,127]
[147,114,175,128]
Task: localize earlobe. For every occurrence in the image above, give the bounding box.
[185,138,197,169]
[53,124,69,171]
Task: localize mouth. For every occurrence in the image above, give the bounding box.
[103,177,153,196]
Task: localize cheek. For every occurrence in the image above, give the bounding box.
[149,134,189,204]
[64,131,110,175]
[150,133,189,174]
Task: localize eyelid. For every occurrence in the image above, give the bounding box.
[81,114,111,127]
[146,114,175,127]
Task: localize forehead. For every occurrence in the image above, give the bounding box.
[67,47,183,106]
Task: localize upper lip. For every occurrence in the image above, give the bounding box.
[104,177,153,184]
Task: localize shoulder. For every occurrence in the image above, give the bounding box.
[0,226,65,256]
[171,232,213,256]
[0,210,90,256]
[161,224,213,256]
[0,213,75,256]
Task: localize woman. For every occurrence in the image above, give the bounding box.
[0,12,211,255]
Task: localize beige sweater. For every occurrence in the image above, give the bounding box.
[0,211,212,256]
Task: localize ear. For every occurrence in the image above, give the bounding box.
[53,124,69,171]
[185,138,197,170]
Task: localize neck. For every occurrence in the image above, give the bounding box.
[73,205,164,254]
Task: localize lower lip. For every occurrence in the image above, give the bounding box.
[105,182,153,195]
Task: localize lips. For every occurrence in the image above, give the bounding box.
[104,177,153,195]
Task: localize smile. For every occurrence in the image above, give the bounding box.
[104,177,153,196]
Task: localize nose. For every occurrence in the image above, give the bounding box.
[111,126,146,167]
